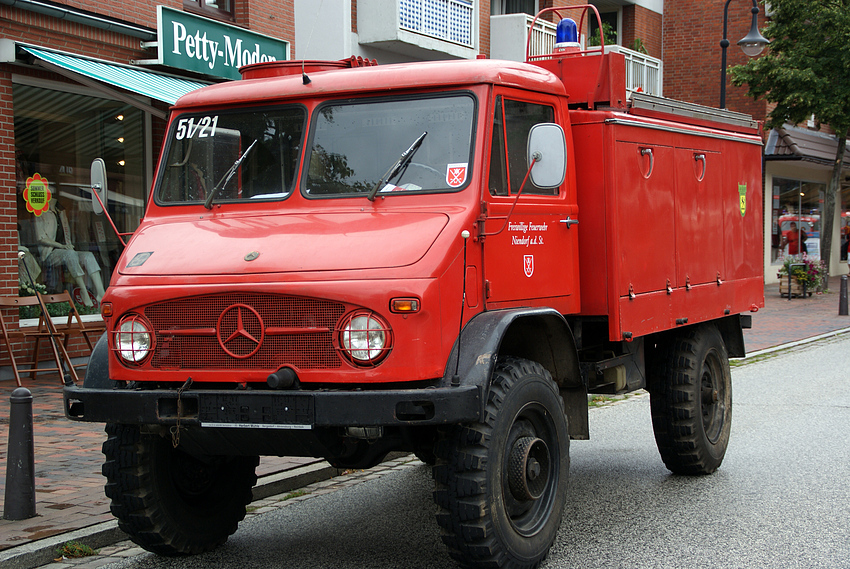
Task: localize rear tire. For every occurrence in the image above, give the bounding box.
[102,423,258,555]
[649,324,732,475]
[433,357,569,569]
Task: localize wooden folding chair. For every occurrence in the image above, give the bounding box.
[30,291,105,381]
[0,295,71,386]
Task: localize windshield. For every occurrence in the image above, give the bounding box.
[305,94,475,197]
[156,106,305,205]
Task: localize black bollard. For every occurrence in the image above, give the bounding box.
[840,275,849,316]
[4,387,36,520]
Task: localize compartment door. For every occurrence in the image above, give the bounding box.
[614,141,676,296]
[675,148,724,286]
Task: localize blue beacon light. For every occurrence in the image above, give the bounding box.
[555,18,580,52]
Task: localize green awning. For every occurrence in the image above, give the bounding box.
[22,46,208,108]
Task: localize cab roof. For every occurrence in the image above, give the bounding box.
[175,58,566,108]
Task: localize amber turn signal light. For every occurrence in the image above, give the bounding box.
[390,298,420,313]
[100,302,113,318]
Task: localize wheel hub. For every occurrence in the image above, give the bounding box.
[508,436,550,501]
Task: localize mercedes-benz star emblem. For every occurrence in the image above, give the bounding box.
[216,304,265,359]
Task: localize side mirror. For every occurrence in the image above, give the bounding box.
[90,158,108,215]
[527,123,566,189]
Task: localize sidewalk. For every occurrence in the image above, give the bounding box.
[744,276,850,353]
[2,277,849,568]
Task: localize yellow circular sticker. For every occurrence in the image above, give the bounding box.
[24,173,52,216]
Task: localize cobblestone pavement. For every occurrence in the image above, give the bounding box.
[743,277,850,353]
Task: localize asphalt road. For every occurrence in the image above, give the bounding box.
[93,335,850,569]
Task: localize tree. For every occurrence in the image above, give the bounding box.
[729,0,850,288]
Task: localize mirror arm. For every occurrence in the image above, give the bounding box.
[90,185,130,247]
[480,156,537,237]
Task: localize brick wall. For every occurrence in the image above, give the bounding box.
[60,1,181,28]
[663,0,767,119]
[1,66,23,369]
[0,6,144,60]
[479,0,490,57]
[621,5,662,59]
[0,71,15,308]
[241,0,295,40]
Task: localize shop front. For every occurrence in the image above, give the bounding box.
[764,124,850,284]
[3,43,208,317]
[0,2,290,378]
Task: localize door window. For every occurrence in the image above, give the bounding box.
[488,96,556,196]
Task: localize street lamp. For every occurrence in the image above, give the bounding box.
[720,0,770,109]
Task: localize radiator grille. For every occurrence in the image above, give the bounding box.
[144,293,345,370]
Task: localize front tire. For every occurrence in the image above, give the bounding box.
[434,357,569,569]
[649,324,732,475]
[102,424,258,556]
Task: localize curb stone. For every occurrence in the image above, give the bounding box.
[0,520,126,569]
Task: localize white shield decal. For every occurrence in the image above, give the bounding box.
[524,255,534,277]
[446,163,468,188]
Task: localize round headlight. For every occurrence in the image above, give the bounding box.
[338,311,392,365]
[115,314,154,364]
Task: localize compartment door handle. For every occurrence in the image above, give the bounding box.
[640,147,654,179]
[695,153,706,182]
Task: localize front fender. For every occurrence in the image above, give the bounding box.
[443,308,586,437]
[82,332,117,389]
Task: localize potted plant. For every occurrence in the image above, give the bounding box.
[777,255,825,297]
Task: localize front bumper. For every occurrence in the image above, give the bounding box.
[64,384,481,428]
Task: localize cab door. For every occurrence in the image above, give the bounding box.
[481,92,579,312]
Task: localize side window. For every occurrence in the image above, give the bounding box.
[184,0,234,22]
[489,96,509,196]
[488,97,556,196]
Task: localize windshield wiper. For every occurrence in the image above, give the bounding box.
[367,131,428,201]
[204,139,258,209]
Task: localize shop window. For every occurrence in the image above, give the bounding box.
[589,11,618,46]
[771,177,825,263]
[14,83,146,313]
[489,96,556,196]
[184,0,234,21]
[491,0,538,16]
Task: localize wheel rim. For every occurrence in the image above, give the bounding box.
[502,402,561,537]
[700,349,727,444]
[171,450,219,506]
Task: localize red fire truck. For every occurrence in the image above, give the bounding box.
[65,6,764,568]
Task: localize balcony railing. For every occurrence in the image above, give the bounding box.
[399,0,474,47]
[525,16,557,57]
[616,46,663,98]
[491,14,663,98]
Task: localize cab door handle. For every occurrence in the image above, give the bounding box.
[560,217,579,228]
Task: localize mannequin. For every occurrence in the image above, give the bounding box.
[34,198,105,306]
[17,240,41,288]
